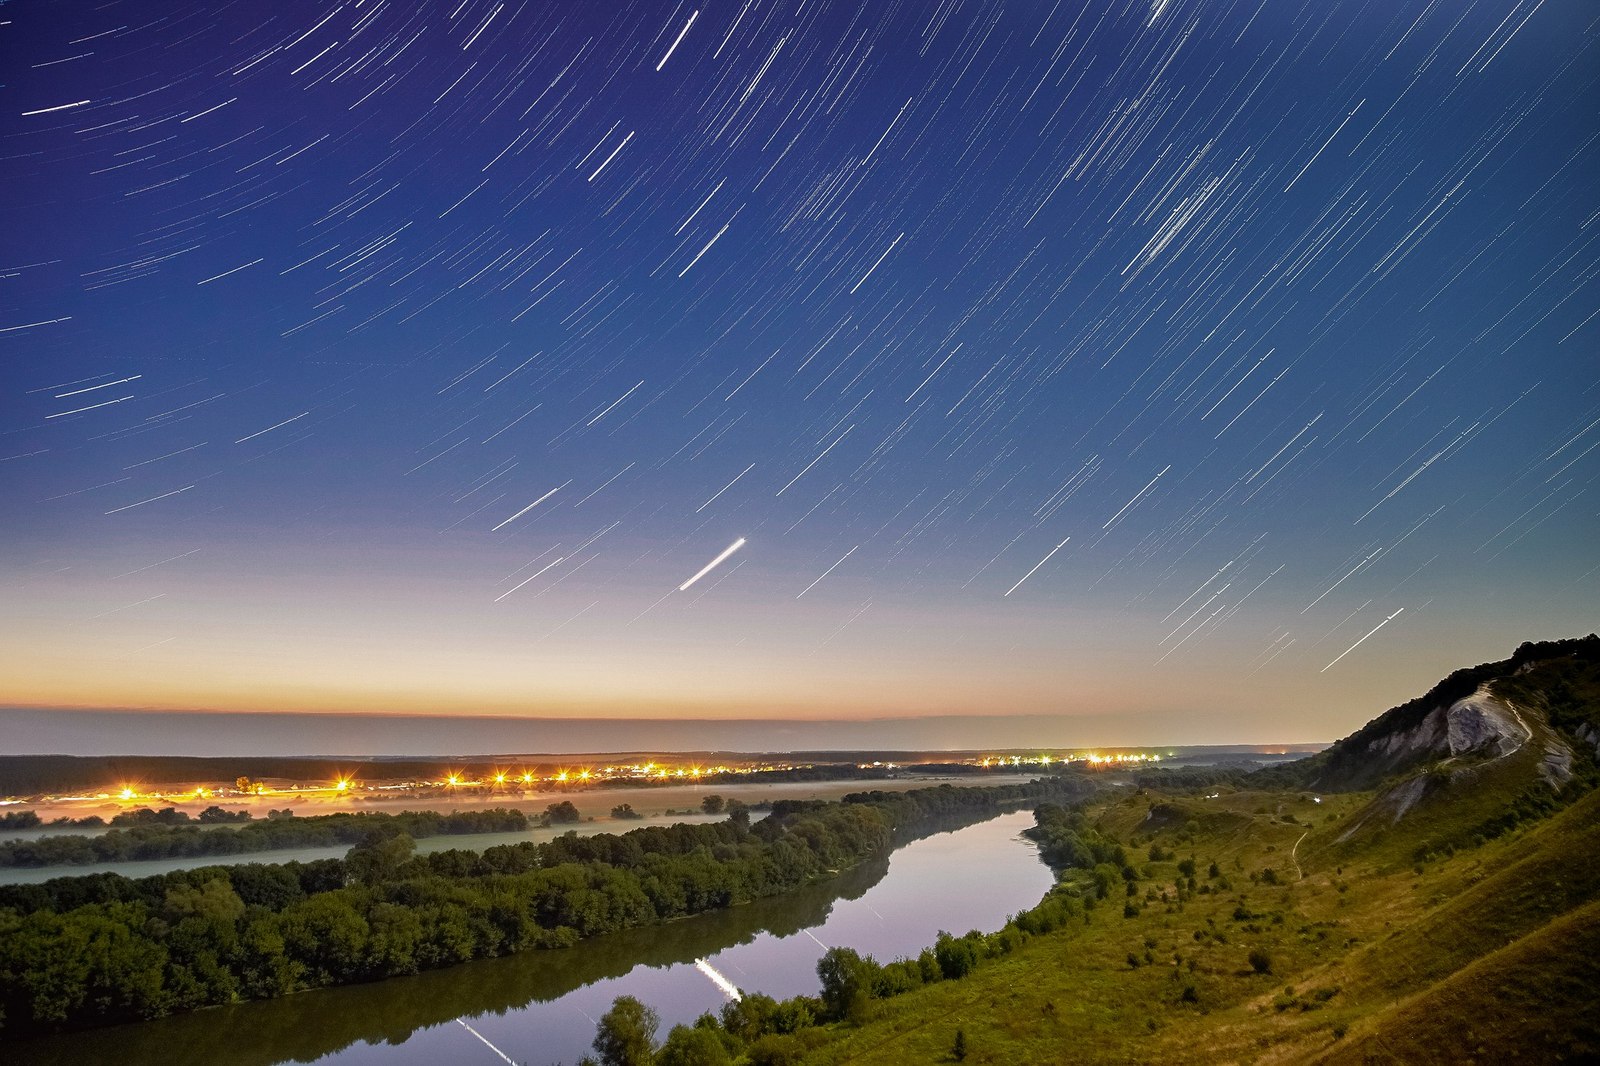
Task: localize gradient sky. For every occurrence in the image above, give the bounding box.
[2,0,1596,755]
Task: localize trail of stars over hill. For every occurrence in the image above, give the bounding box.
[1,0,1596,748]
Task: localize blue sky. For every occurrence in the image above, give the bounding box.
[2,0,1596,752]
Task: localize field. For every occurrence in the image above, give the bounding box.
[10,771,1042,825]
[0,773,1042,884]
[769,780,1600,1064]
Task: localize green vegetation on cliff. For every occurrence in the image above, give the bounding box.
[577,636,1600,1065]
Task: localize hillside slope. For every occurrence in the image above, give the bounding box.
[1255,634,1598,794]
[644,637,1600,1064]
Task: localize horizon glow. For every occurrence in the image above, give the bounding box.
[1,0,1595,756]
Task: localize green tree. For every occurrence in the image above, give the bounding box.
[546,800,582,824]
[720,992,779,1042]
[611,803,644,820]
[933,932,979,980]
[817,946,876,1022]
[1249,948,1273,974]
[592,995,659,1066]
[745,1034,807,1066]
[953,1027,968,1061]
[701,794,726,815]
[655,1022,731,1066]
[279,894,370,983]
[345,832,415,885]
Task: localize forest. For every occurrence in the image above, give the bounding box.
[574,799,1124,1066]
[0,806,533,867]
[0,776,1091,1037]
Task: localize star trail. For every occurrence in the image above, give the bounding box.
[1,0,1596,748]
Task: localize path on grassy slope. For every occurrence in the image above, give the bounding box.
[1291,830,1309,881]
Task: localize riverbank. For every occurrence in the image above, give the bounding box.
[0,777,1089,1042]
[9,809,1054,1066]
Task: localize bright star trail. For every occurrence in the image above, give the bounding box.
[0,0,1595,749]
[680,538,748,592]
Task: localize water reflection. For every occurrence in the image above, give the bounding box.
[15,811,1049,1066]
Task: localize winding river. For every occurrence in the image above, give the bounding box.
[14,809,1053,1066]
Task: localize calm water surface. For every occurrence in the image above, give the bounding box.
[18,810,1051,1066]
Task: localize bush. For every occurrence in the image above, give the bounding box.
[593,996,659,1066]
[656,1022,731,1066]
[1249,949,1273,974]
[546,801,581,824]
[745,1034,806,1066]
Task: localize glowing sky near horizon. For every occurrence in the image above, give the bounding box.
[1,0,1596,750]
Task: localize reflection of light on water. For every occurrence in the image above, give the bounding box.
[455,1018,515,1064]
[694,958,743,1001]
[803,928,829,949]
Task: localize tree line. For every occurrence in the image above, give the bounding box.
[578,799,1127,1066]
[0,807,532,868]
[0,777,1092,1037]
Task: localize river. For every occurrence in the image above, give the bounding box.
[13,809,1053,1066]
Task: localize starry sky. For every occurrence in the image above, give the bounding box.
[2,0,1597,755]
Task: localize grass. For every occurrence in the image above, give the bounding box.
[1319,898,1600,1064]
[782,776,1598,1064]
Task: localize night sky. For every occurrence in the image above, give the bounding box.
[3,0,1597,754]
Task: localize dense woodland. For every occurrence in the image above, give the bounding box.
[573,799,1127,1066]
[0,807,533,868]
[0,777,1091,1037]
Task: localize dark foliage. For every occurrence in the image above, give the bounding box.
[0,778,1091,1036]
[0,807,528,869]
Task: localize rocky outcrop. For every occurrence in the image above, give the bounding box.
[1540,738,1575,789]
[1315,685,1524,790]
[1443,691,1525,759]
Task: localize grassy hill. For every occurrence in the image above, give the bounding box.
[586,637,1600,1064]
